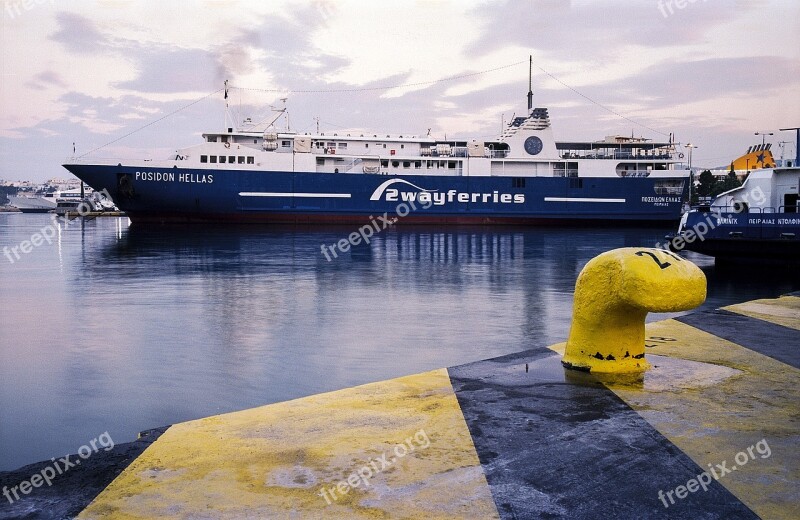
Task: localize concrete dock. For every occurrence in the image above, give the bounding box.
[1,292,798,519]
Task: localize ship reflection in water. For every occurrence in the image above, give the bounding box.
[0,215,798,471]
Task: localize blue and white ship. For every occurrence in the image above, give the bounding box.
[63,87,689,225]
[668,163,800,264]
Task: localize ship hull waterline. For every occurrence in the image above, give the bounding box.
[62,164,686,226]
[668,210,800,264]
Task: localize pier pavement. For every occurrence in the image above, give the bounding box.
[1,293,798,519]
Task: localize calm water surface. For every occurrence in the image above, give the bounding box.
[1,213,798,471]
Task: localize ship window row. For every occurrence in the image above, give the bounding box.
[313,158,460,170]
[561,151,674,160]
[315,142,348,149]
[200,155,255,164]
[379,160,458,169]
[314,142,409,151]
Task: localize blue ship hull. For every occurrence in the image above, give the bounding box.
[63,164,686,225]
[668,211,800,263]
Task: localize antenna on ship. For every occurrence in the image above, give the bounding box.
[527,55,533,112]
[280,97,289,131]
[779,126,800,166]
[223,79,234,132]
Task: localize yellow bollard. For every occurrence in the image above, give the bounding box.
[562,248,706,373]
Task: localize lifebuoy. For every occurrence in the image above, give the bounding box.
[224,142,231,149]
[678,152,685,159]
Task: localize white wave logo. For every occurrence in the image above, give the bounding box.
[369,179,438,201]
[370,178,525,205]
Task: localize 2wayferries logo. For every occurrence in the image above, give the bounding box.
[369,179,525,206]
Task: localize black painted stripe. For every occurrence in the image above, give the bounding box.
[0,427,168,519]
[449,351,756,520]
[676,309,800,369]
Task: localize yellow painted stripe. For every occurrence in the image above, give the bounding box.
[552,319,799,520]
[79,369,497,519]
[723,295,800,330]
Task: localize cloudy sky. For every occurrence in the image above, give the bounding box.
[1,0,798,182]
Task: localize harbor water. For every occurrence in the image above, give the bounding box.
[1,213,798,471]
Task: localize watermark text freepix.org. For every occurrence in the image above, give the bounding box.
[317,429,430,504]
[655,185,765,252]
[3,0,55,20]
[3,189,112,265]
[3,432,115,505]
[657,0,708,18]
[657,438,771,508]
[320,196,434,261]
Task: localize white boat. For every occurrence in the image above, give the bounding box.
[53,186,119,215]
[8,193,58,213]
[667,129,800,265]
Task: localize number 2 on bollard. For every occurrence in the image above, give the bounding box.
[635,250,683,269]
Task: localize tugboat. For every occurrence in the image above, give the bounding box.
[667,128,799,265]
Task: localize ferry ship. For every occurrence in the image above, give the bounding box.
[62,83,689,225]
[667,130,800,265]
[8,193,58,213]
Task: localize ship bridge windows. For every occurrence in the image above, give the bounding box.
[553,162,579,177]
[486,142,509,159]
[557,141,674,160]
[616,163,652,177]
[202,155,254,165]
[421,160,438,170]
[654,179,685,195]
